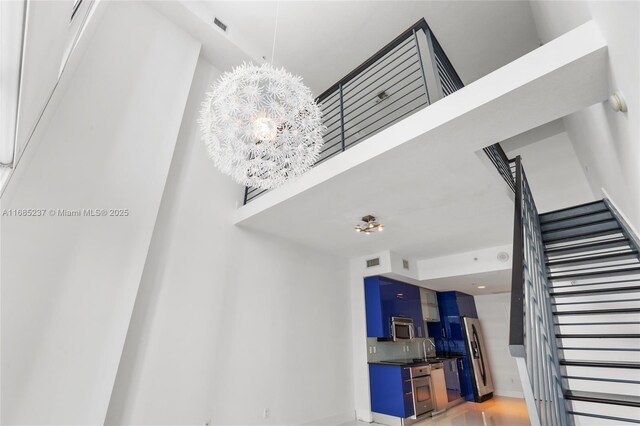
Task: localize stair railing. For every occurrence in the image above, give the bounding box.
[509,156,570,426]
[483,143,516,192]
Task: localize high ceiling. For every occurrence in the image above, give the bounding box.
[234,128,515,260]
[176,1,541,95]
[155,1,603,262]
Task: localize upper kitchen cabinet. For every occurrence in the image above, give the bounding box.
[420,287,440,322]
[364,276,424,339]
[427,291,477,341]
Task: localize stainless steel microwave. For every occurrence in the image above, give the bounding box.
[391,316,414,341]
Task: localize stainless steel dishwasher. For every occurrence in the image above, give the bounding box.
[430,362,448,415]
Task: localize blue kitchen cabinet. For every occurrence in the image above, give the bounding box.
[456,292,478,318]
[426,291,477,401]
[457,356,473,402]
[369,364,414,418]
[444,358,462,402]
[365,276,424,338]
[402,284,424,338]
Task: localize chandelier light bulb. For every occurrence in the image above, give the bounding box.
[199,63,325,189]
[253,115,278,142]
[378,224,384,231]
[355,227,362,233]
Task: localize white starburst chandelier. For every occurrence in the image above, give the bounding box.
[199,63,324,189]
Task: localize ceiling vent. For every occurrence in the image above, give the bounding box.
[213,17,228,33]
[402,259,410,270]
[366,257,381,268]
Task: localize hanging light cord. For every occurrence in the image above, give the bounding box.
[270,1,280,64]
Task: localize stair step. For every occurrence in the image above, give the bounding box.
[561,363,640,381]
[541,210,614,232]
[551,278,640,292]
[565,390,640,408]
[545,237,631,257]
[557,346,640,362]
[548,266,640,282]
[564,376,640,398]
[544,230,625,246]
[560,360,640,369]
[569,411,640,425]
[539,200,606,224]
[553,299,640,312]
[546,251,639,268]
[556,337,640,351]
[556,322,640,336]
[555,311,640,323]
[554,308,640,316]
[543,219,620,243]
[550,285,640,297]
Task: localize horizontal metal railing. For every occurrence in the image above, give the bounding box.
[483,143,516,192]
[510,156,569,426]
[244,18,463,204]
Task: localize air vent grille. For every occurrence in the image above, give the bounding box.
[402,259,409,270]
[213,17,228,32]
[366,258,380,268]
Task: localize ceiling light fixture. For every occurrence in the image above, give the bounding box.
[478,285,486,289]
[199,1,324,189]
[355,215,384,235]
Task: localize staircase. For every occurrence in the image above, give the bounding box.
[506,155,640,426]
[541,200,640,425]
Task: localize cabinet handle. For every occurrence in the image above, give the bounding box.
[405,392,413,396]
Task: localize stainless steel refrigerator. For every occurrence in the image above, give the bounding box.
[462,317,494,402]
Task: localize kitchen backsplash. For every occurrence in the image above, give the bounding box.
[367,337,432,362]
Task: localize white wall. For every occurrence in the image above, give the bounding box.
[13,0,96,164]
[529,1,640,228]
[474,293,524,398]
[0,2,200,424]
[417,244,513,281]
[104,57,354,426]
[502,119,595,213]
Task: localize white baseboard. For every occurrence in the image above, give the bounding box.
[494,389,525,399]
[302,410,357,425]
[356,409,373,423]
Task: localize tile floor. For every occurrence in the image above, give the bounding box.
[341,397,530,426]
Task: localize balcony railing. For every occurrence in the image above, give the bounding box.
[243,18,463,204]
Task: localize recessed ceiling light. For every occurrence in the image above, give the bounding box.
[477,285,486,289]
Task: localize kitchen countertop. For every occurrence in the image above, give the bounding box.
[368,357,459,367]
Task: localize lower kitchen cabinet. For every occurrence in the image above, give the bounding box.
[369,364,414,418]
[426,291,478,402]
[443,358,462,402]
[457,356,473,401]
